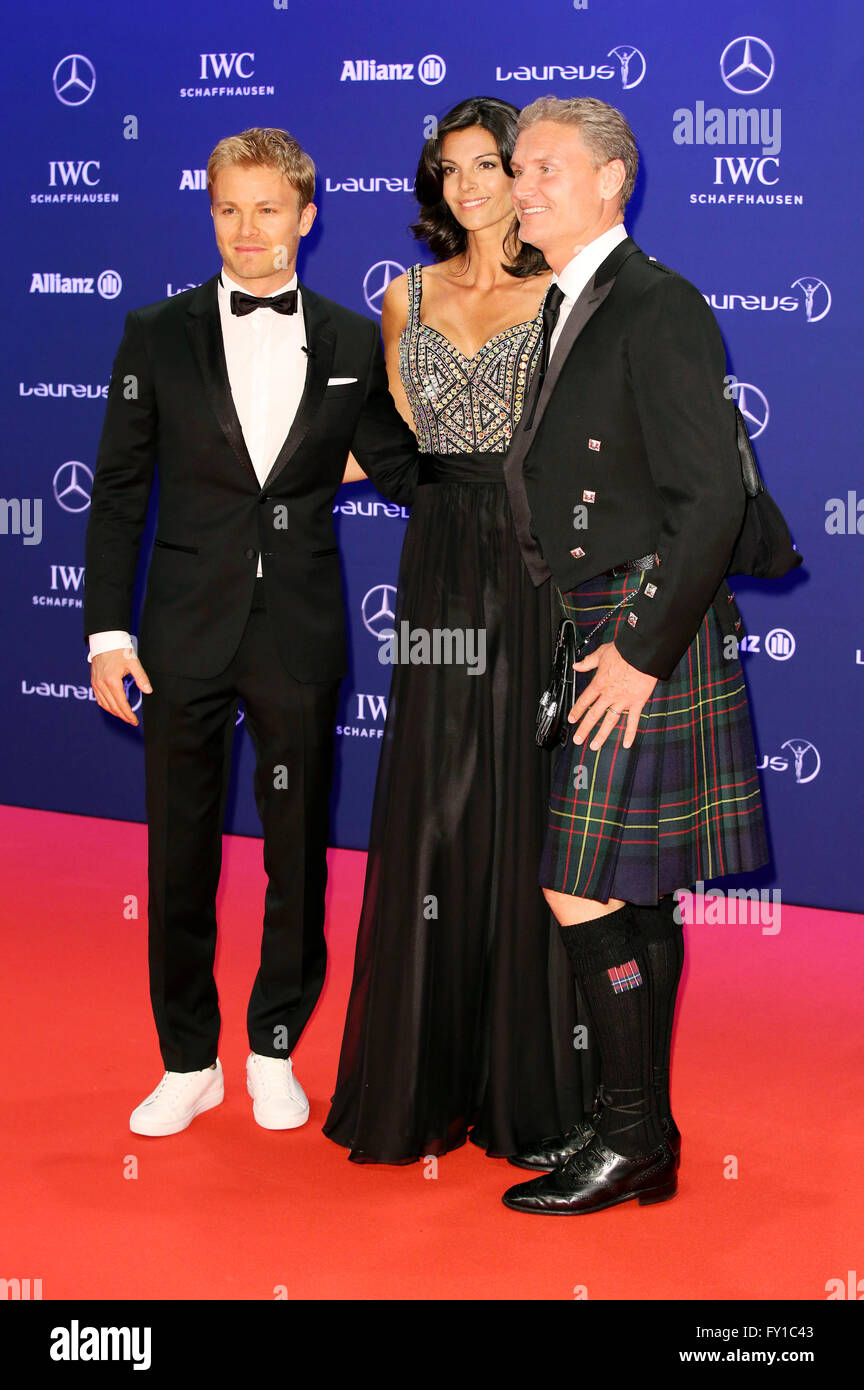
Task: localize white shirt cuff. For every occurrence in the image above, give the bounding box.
[88,631,137,663]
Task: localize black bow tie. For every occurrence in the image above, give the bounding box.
[230,287,298,317]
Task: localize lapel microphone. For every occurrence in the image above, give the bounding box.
[301,345,316,358]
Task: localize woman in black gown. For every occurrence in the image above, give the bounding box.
[324,98,592,1163]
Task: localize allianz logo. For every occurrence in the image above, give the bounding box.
[19,381,107,399]
[340,56,445,85]
[703,278,830,322]
[325,177,413,193]
[737,628,795,660]
[30,270,122,298]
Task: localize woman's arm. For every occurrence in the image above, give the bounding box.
[341,272,415,485]
[379,272,415,429]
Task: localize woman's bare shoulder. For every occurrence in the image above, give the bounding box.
[381,270,412,330]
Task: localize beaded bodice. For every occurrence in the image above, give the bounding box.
[398,263,543,455]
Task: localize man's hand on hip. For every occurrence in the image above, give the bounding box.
[91,647,153,726]
[568,641,657,752]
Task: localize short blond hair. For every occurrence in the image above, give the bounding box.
[517,97,639,211]
[207,127,315,209]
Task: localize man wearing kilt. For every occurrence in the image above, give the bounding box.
[500,97,769,1213]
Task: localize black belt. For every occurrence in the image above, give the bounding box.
[605,552,658,578]
[419,451,505,484]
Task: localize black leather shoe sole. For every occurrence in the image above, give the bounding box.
[501,1173,678,1215]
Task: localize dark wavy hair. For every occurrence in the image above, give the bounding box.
[410,97,548,278]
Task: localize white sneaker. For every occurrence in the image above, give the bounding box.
[246,1052,309,1130]
[129,1059,224,1136]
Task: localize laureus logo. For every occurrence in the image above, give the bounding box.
[607,45,646,90]
[779,739,820,784]
[790,277,831,323]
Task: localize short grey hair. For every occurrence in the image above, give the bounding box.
[517,96,639,211]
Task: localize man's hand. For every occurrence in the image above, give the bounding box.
[568,641,657,751]
[91,647,152,726]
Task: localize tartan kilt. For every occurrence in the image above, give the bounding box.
[539,569,770,904]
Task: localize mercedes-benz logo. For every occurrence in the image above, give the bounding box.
[780,738,820,784]
[53,54,96,106]
[790,277,831,324]
[728,381,770,439]
[418,54,446,86]
[123,674,143,715]
[53,461,93,513]
[97,269,122,300]
[720,36,775,94]
[608,45,646,91]
[363,260,406,316]
[362,584,397,639]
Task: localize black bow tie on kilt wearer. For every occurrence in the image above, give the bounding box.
[230,288,298,317]
[524,282,566,430]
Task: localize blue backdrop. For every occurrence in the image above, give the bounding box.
[2,0,860,910]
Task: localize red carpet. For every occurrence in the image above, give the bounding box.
[1,805,861,1301]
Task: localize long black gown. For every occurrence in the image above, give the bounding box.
[323,264,593,1161]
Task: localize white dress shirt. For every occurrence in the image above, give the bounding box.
[217,267,306,494]
[548,222,629,360]
[89,266,307,659]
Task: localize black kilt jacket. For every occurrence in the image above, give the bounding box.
[84,275,419,682]
[504,237,746,681]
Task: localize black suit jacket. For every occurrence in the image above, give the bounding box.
[504,238,745,680]
[84,275,419,681]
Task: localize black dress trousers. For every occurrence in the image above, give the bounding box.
[142,580,342,1071]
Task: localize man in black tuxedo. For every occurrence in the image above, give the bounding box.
[84,127,418,1136]
[499,99,767,1211]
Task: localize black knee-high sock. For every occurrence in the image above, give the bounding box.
[629,895,684,1120]
[557,905,663,1158]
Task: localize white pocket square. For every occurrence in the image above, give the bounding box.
[327,376,358,385]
